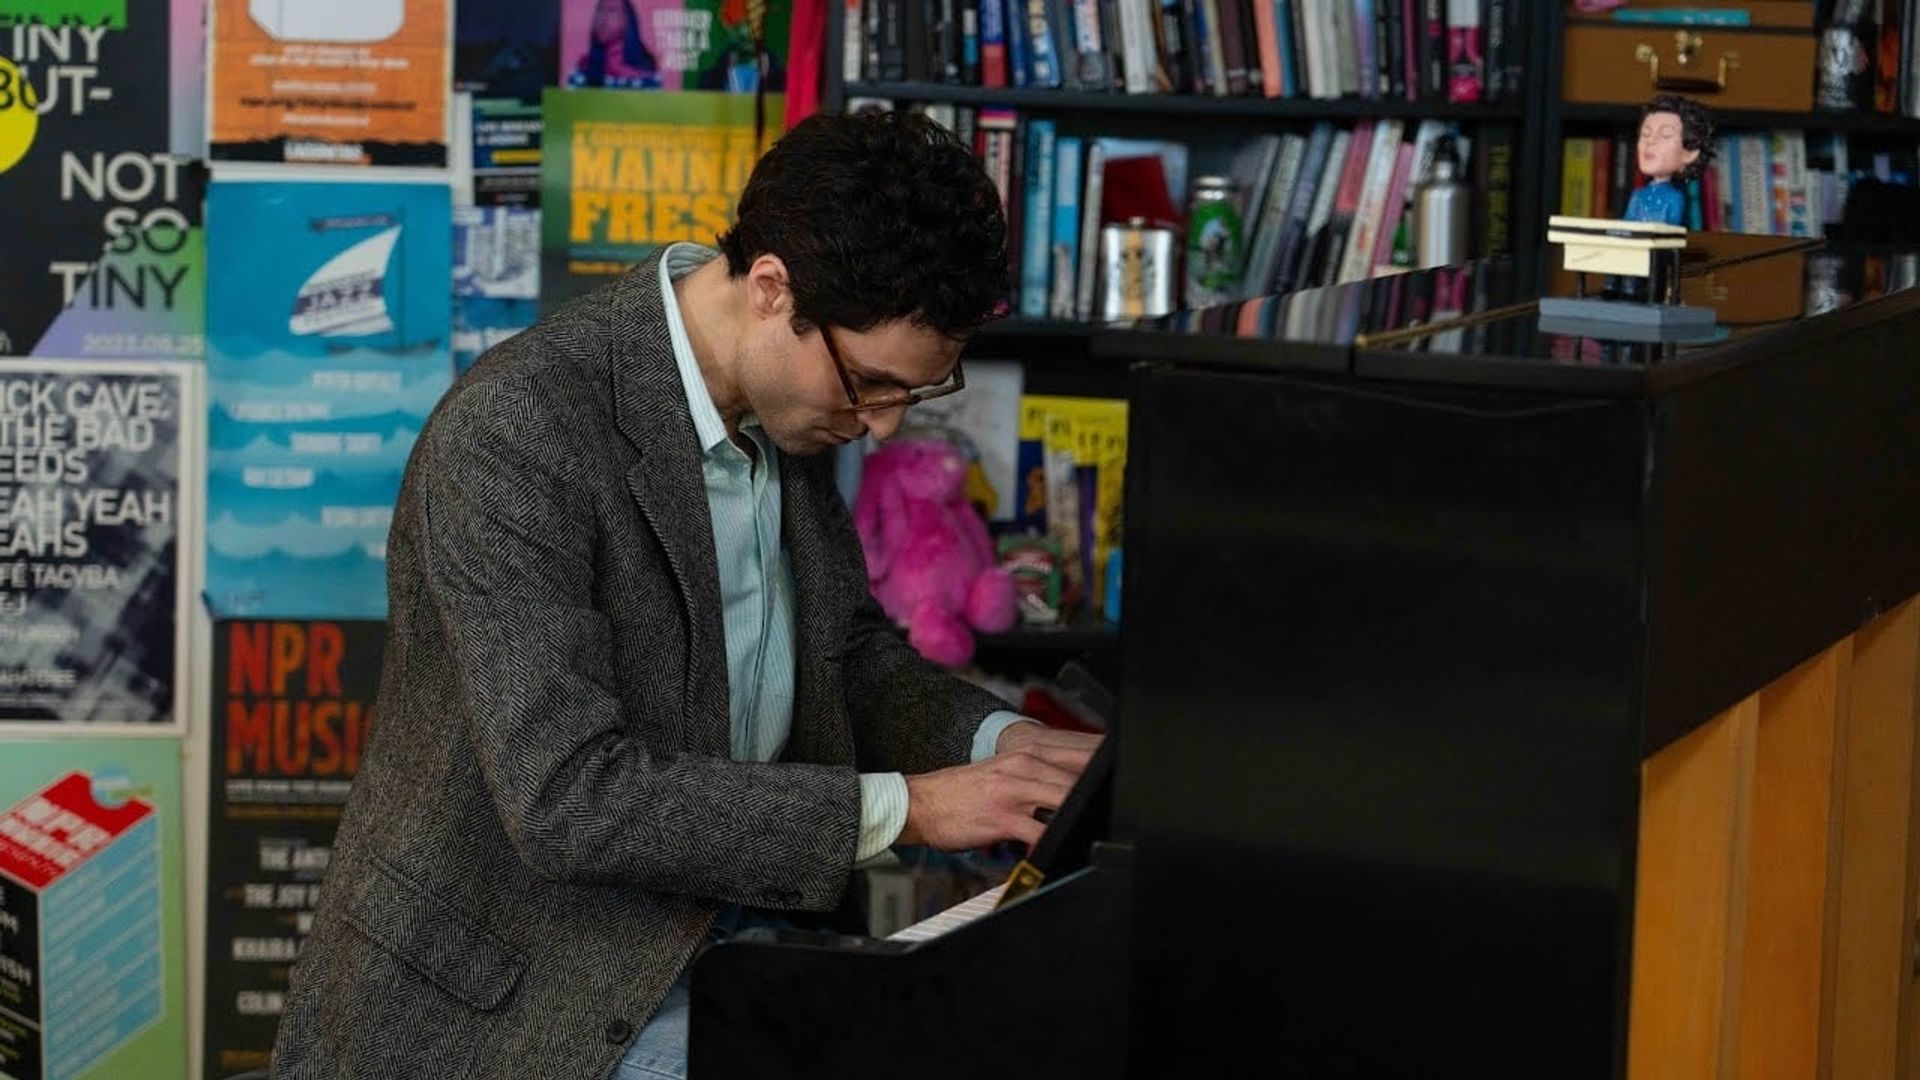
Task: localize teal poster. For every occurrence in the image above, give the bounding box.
[204,179,453,619]
[0,737,186,1080]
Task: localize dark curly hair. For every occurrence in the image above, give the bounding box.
[716,109,1009,339]
[1642,94,1716,182]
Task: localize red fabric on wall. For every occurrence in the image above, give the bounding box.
[785,0,827,129]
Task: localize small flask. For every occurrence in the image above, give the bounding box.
[1415,135,1471,269]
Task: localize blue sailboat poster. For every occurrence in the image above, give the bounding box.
[205,180,453,618]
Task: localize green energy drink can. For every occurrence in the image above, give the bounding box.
[1185,176,1244,308]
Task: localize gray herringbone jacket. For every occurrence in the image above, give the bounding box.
[269,252,1006,1079]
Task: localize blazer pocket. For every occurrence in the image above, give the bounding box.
[341,856,527,1012]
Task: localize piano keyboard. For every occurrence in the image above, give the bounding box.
[886,883,1008,943]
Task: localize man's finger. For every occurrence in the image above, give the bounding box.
[1020,741,1097,773]
[1000,813,1046,848]
[1010,727,1104,751]
[999,777,1074,816]
[996,752,1080,789]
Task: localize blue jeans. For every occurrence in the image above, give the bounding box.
[611,906,794,1080]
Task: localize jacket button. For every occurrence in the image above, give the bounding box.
[605,1018,634,1045]
[694,896,719,912]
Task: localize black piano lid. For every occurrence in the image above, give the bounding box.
[1091,235,1920,397]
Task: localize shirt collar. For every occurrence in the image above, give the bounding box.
[660,242,733,455]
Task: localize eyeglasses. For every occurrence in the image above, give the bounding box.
[820,326,966,413]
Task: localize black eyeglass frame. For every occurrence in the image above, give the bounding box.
[820,326,966,413]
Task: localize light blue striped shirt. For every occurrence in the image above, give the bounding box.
[661,245,1030,862]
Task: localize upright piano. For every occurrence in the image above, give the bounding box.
[691,235,1920,1078]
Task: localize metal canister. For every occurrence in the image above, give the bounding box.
[1098,218,1176,320]
[1184,176,1244,308]
[1415,135,1471,269]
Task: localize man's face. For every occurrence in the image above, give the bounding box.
[743,315,964,457]
[1637,111,1699,182]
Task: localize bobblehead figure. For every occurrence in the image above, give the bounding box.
[1626,95,1717,227]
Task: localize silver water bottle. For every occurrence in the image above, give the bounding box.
[1415,135,1470,269]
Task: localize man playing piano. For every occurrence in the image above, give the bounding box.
[268,110,1101,1080]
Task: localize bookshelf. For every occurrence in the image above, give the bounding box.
[823,3,1562,678]
[1543,4,1920,240]
[841,81,1527,121]
[822,1,1558,326]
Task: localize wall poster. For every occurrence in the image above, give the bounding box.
[207,0,449,166]
[0,736,187,1080]
[539,88,773,307]
[201,619,381,1080]
[0,358,197,728]
[204,179,451,619]
[0,0,206,360]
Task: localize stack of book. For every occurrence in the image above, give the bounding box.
[844,0,1525,104]
[1560,131,1917,238]
[859,99,1512,314]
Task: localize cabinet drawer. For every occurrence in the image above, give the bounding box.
[1564,24,1816,113]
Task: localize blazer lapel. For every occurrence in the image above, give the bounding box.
[609,254,729,754]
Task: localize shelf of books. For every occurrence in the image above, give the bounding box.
[1550,2,1920,244]
[836,0,1530,111]
[831,0,1533,328]
[1556,126,1882,240]
[845,81,1523,120]
[828,1,1542,676]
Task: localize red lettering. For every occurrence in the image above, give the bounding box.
[270,624,303,695]
[227,699,271,775]
[273,700,311,776]
[310,701,342,776]
[307,623,344,697]
[229,623,269,695]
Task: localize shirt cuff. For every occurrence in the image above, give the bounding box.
[972,710,1041,764]
[856,772,910,863]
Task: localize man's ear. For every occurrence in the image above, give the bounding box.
[744,254,791,321]
[1681,147,1701,168]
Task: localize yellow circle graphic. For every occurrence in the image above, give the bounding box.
[0,58,41,176]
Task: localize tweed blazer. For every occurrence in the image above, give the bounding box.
[269,252,1008,1080]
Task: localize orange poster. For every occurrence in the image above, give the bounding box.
[208,0,449,166]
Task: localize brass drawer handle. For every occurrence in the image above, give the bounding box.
[1636,32,1741,94]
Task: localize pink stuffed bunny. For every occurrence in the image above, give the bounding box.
[852,439,1017,667]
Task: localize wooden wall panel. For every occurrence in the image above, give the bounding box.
[1734,641,1851,1080]
[1627,695,1758,1080]
[1831,600,1920,1080]
[1629,599,1920,1078]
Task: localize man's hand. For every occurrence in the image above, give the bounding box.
[896,723,1104,852]
[994,720,1102,761]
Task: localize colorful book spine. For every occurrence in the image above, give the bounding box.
[1561,138,1595,217]
[1369,142,1416,272]
[1021,0,1063,86]
[846,0,867,82]
[1050,137,1083,319]
[1274,0,1300,96]
[981,0,1010,85]
[1352,0,1377,99]
[1020,120,1057,317]
[1006,0,1031,85]
[1253,0,1284,96]
[1444,0,1480,103]
[1421,0,1445,99]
